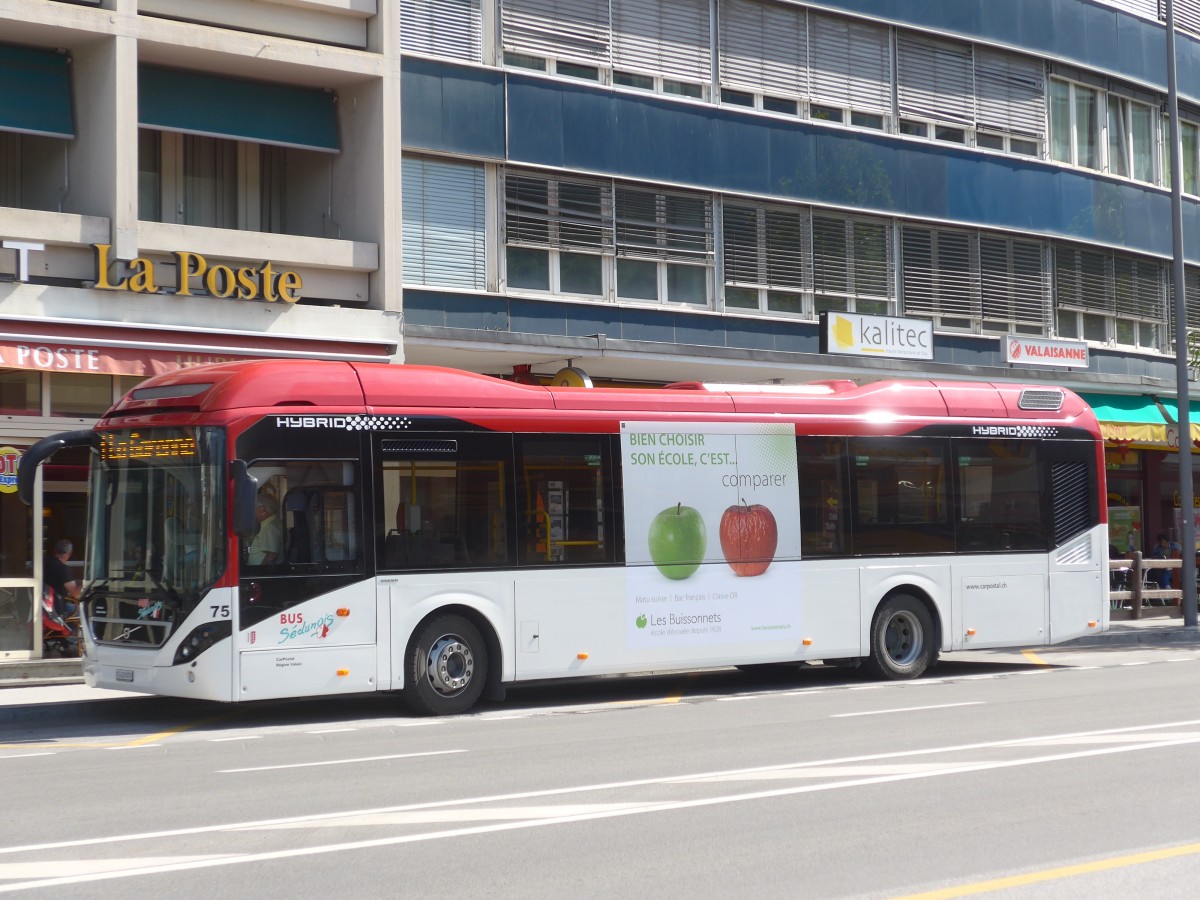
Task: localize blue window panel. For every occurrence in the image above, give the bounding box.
[715,117,771,193]
[0,43,72,138]
[1079,3,1119,68]
[507,77,564,167]
[560,88,615,173]
[565,306,620,338]
[775,326,819,354]
[618,309,676,344]
[674,320,726,348]
[401,290,449,327]
[445,294,509,331]
[809,130,903,213]
[139,66,337,151]
[509,299,568,336]
[767,127,817,200]
[401,57,504,159]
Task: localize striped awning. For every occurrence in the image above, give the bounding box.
[1078,393,1174,449]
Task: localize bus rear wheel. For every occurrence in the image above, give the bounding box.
[864,594,935,680]
[402,614,488,716]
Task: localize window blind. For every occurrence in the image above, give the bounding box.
[401,0,483,63]
[980,235,1049,328]
[402,157,487,290]
[616,186,712,261]
[975,48,1046,139]
[501,0,610,66]
[813,215,892,300]
[809,13,891,115]
[1054,244,1113,313]
[718,0,807,99]
[611,0,711,83]
[505,171,612,250]
[722,202,810,290]
[901,225,980,319]
[1113,253,1165,320]
[896,33,974,126]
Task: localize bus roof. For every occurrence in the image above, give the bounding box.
[102,359,1097,431]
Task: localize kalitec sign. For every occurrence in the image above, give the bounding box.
[819,312,933,360]
[92,244,302,303]
[1005,335,1089,368]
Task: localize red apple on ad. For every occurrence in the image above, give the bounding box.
[719,500,778,577]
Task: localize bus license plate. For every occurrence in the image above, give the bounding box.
[115,669,134,683]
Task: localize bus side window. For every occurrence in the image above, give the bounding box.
[952,440,1046,552]
[797,437,848,557]
[516,435,614,566]
[849,437,954,556]
[377,435,511,572]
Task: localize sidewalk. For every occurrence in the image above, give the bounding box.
[1,610,1197,692]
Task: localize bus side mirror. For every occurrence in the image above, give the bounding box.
[231,460,259,539]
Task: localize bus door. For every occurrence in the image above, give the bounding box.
[373,433,515,689]
[237,459,373,700]
[950,439,1050,647]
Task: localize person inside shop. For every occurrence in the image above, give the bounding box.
[1150,531,1182,590]
[248,491,283,567]
[43,538,80,619]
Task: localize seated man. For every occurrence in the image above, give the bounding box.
[248,493,283,566]
[1150,532,1181,590]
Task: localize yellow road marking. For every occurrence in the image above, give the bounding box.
[1020,649,1049,666]
[604,673,699,707]
[892,840,1200,899]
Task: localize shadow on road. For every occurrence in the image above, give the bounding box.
[1,657,1055,744]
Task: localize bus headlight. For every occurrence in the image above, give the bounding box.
[172,621,232,666]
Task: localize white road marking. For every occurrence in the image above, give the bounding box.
[1120,661,1152,666]
[5,729,1200,893]
[6,717,1200,859]
[0,753,55,760]
[0,857,225,879]
[218,749,466,773]
[234,803,655,829]
[105,744,160,750]
[305,728,357,734]
[208,736,260,743]
[831,701,984,718]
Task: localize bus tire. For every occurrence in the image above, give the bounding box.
[864,594,935,680]
[402,614,488,716]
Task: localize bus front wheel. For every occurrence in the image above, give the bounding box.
[864,594,935,680]
[402,614,488,716]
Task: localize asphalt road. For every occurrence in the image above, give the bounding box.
[2,641,1199,898]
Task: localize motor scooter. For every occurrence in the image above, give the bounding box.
[41,591,78,658]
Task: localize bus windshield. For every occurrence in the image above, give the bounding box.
[84,427,226,632]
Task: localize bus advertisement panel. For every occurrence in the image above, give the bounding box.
[621,422,801,647]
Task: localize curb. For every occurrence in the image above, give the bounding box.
[1062,625,1200,647]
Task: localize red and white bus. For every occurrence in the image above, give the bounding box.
[20,361,1107,714]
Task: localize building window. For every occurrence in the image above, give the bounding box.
[722,202,810,316]
[0,132,20,208]
[1108,95,1156,182]
[808,13,891,131]
[138,129,290,233]
[615,185,712,304]
[401,0,484,63]
[1054,243,1165,350]
[0,369,40,415]
[504,172,611,297]
[48,373,113,418]
[813,214,893,316]
[902,226,1050,334]
[1164,117,1200,196]
[403,156,487,291]
[1050,78,1100,170]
